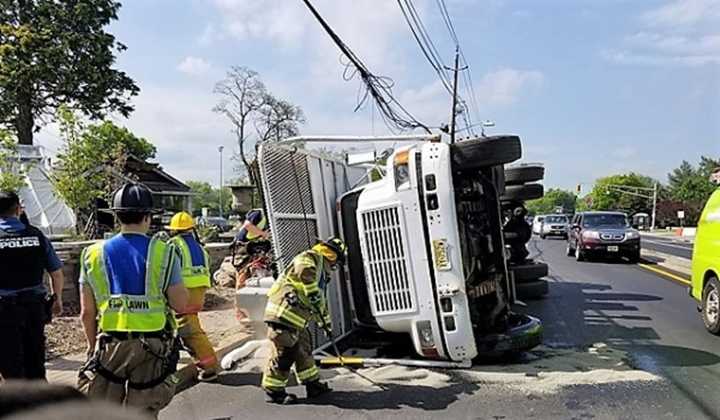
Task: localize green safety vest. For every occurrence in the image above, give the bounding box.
[264,251,329,329]
[170,235,211,289]
[246,211,267,241]
[82,237,175,333]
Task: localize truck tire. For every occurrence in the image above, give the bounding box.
[510,262,549,282]
[475,313,543,357]
[505,165,544,185]
[500,184,544,202]
[451,136,522,171]
[516,278,549,299]
[702,277,720,335]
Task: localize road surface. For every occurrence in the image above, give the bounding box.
[641,234,694,259]
[161,238,720,420]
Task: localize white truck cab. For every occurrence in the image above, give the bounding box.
[339,136,542,362]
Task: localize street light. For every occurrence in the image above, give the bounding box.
[218,145,224,218]
[481,120,495,137]
[605,182,658,230]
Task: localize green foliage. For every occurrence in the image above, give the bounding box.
[666,156,720,225]
[587,173,655,214]
[0,130,27,192]
[186,181,233,216]
[526,188,577,215]
[0,0,139,144]
[52,107,154,217]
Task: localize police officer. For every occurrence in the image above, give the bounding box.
[262,237,347,404]
[78,183,188,415]
[166,211,219,382]
[0,191,64,380]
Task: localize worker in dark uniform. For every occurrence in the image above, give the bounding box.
[232,208,270,288]
[0,191,64,380]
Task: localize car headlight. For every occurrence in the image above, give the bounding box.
[626,231,640,239]
[582,230,600,240]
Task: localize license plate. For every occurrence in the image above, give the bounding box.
[607,245,619,252]
[433,239,452,271]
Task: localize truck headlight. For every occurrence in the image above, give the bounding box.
[394,150,411,190]
[582,230,600,240]
[417,320,435,347]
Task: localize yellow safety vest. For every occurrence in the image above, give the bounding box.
[264,251,330,329]
[246,210,267,241]
[169,235,211,289]
[81,237,174,333]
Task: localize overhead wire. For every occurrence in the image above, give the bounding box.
[300,0,431,134]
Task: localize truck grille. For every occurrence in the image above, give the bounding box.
[360,206,416,315]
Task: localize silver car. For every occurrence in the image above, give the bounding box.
[540,214,569,239]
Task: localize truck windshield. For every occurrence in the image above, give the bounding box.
[545,216,568,223]
[583,214,628,228]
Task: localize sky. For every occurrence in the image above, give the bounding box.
[35,0,720,191]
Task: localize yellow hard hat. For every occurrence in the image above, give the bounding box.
[166,211,194,231]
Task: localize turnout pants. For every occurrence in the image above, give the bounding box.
[262,325,320,392]
[176,287,219,373]
[78,336,176,415]
[0,298,46,380]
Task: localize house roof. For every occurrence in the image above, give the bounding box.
[123,155,191,194]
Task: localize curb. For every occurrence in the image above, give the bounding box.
[174,335,251,392]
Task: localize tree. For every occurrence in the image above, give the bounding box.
[0,0,139,145]
[0,130,27,192]
[526,189,577,215]
[667,156,720,224]
[52,107,154,231]
[186,181,232,216]
[213,67,267,183]
[587,173,656,215]
[213,66,305,185]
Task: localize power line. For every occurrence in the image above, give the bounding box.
[300,0,431,134]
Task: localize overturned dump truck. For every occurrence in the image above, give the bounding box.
[254,134,542,365]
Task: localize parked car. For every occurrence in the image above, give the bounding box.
[566,211,641,263]
[197,216,232,232]
[690,186,720,334]
[540,214,569,239]
[531,215,546,235]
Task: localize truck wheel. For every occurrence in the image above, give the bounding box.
[516,278,549,300]
[703,277,720,335]
[504,165,544,185]
[451,135,522,171]
[500,184,544,202]
[627,250,641,264]
[510,262,549,282]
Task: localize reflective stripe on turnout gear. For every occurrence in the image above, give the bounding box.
[261,373,288,390]
[296,365,319,382]
[264,302,307,329]
[82,237,174,332]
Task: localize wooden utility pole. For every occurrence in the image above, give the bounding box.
[447,47,466,144]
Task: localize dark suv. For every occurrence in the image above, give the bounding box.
[566,211,641,263]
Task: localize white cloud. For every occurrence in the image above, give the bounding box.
[475,68,544,107]
[606,0,720,67]
[641,0,720,27]
[177,56,212,76]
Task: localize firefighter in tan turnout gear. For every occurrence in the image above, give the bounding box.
[262,237,347,404]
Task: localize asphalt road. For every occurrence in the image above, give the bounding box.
[161,238,720,420]
[641,234,694,259]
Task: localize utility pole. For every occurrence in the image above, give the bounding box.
[218,145,224,218]
[651,182,658,231]
[447,46,466,144]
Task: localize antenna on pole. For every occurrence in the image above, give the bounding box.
[446,46,467,144]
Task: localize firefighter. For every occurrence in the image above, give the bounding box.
[232,208,270,289]
[261,237,347,404]
[166,211,220,382]
[78,183,189,415]
[0,191,64,380]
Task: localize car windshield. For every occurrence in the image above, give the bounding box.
[545,216,568,224]
[582,214,628,228]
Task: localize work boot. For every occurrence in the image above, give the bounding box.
[266,390,298,405]
[198,368,219,383]
[305,380,332,398]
